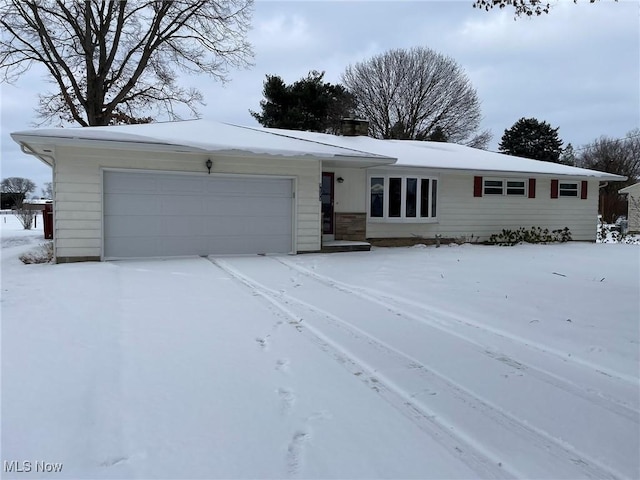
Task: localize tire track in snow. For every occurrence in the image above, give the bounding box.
[210,257,623,480]
[277,257,639,422]
[208,257,512,479]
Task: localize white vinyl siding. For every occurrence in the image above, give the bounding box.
[367,173,599,241]
[331,167,366,213]
[52,145,321,260]
[620,183,640,233]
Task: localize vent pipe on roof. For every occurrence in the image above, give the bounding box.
[340,118,369,137]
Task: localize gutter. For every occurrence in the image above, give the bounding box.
[19,142,56,167]
[371,164,627,181]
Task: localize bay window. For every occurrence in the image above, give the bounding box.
[369,175,438,221]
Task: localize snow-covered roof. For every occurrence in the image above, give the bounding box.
[619,182,640,193]
[10,119,394,166]
[249,126,625,180]
[12,119,625,180]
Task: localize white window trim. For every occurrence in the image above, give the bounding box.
[558,181,579,198]
[483,177,527,196]
[367,175,438,223]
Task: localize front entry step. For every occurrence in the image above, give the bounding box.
[321,240,371,253]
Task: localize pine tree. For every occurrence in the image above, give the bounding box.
[427,126,448,142]
[250,71,355,134]
[559,143,577,166]
[499,117,563,163]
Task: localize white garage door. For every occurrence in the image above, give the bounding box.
[103,171,293,258]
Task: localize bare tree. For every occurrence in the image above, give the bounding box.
[472,0,612,17]
[576,129,640,222]
[342,47,491,148]
[0,0,253,126]
[41,182,53,199]
[1,177,37,229]
[1,177,35,207]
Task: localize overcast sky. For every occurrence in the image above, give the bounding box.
[1,0,639,193]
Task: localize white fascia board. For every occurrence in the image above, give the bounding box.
[373,164,627,181]
[10,133,392,164]
[11,133,207,154]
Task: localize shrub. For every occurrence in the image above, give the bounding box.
[19,242,54,264]
[597,224,640,244]
[13,208,36,230]
[488,226,572,246]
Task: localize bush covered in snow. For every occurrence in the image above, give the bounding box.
[488,226,572,246]
[19,242,54,264]
[13,208,37,230]
[597,224,640,244]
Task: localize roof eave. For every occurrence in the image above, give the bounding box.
[10,132,394,164]
[377,163,627,180]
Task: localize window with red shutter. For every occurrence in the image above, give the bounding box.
[474,176,482,197]
[528,178,536,198]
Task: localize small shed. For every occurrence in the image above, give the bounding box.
[619,182,640,233]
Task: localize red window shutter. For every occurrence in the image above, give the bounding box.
[474,176,483,197]
[581,180,588,199]
[551,179,559,199]
[528,178,536,198]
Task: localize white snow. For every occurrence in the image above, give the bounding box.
[10,120,394,164]
[255,126,625,179]
[11,119,625,179]
[2,216,639,479]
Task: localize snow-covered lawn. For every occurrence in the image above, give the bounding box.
[2,215,639,479]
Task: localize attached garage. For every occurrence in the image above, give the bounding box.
[18,119,625,261]
[103,171,294,259]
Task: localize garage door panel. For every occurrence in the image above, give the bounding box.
[159,215,205,235]
[204,234,292,255]
[200,215,291,236]
[225,197,292,217]
[204,177,291,196]
[158,176,205,193]
[105,172,159,193]
[160,195,204,216]
[105,193,161,215]
[158,236,205,257]
[104,215,161,237]
[105,237,160,258]
[104,171,293,258]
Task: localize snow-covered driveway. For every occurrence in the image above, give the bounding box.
[215,253,639,479]
[2,224,639,479]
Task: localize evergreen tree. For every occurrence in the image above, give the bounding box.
[250,71,355,134]
[427,126,448,142]
[559,143,577,166]
[499,117,563,162]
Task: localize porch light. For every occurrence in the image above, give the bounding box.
[206,158,212,174]
[337,177,344,183]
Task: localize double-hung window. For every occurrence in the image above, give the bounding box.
[483,178,526,196]
[369,176,438,221]
[559,182,579,197]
